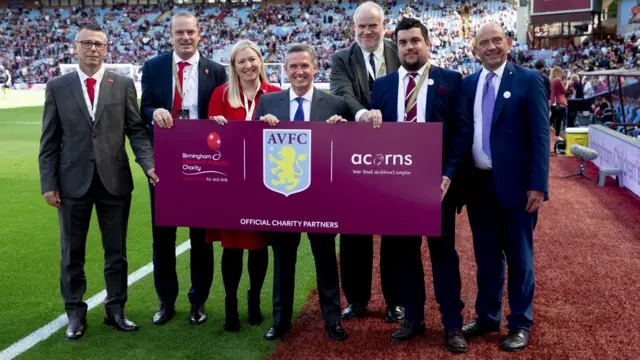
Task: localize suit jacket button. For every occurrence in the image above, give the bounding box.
[92,133,97,139]
[90,158,95,163]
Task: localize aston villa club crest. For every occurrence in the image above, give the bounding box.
[263,129,311,196]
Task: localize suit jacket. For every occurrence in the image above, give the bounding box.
[253,87,351,122]
[370,65,473,183]
[330,40,400,116]
[140,50,227,139]
[38,70,154,198]
[461,61,550,207]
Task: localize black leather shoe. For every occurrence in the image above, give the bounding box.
[500,329,530,351]
[152,302,175,325]
[189,304,207,324]
[325,321,348,341]
[341,304,368,320]
[65,315,86,340]
[385,306,405,323]
[391,320,425,341]
[462,320,500,338]
[103,313,139,332]
[445,328,468,353]
[264,324,290,341]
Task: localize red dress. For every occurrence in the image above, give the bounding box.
[205,81,282,250]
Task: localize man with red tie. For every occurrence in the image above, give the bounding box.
[39,24,157,340]
[140,11,227,326]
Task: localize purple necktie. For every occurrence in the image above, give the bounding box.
[482,72,496,157]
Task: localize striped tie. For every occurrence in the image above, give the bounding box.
[404,72,418,123]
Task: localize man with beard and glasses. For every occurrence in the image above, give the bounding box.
[140,11,227,326]
[360,17,472,353]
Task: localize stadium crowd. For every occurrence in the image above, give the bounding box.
[0,0,639,136]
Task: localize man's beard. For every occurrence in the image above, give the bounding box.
[401,58,426,71]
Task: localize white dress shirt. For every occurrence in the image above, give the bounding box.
[361,41,385,80]
[77,66,105,121]
[355,41,386,122]
[472,60,506,169]
[172,51,200,119]
[289,87,313,121]
[397,63,429,123]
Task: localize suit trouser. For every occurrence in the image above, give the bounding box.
[339,234,400,308]
[148,182,213,306]
[270,232,341,327]
[466,168,536,330]
[59,171,131,319]
[383,192,464,328]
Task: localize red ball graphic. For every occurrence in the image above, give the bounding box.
[207,132,221,152]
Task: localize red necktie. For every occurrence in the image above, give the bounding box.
[404,72,418,123]
[172,61,190,118]
[86,78,96,107]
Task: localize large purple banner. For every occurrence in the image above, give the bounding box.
[153,120,443,236]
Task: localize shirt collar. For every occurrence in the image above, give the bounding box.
[77,66,105,83]
[361,41,385,62]
[290,86,314,103]
[398,62,429,80]
[173,51,200,66]
[481,60,507,80]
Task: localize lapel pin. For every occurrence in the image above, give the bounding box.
[108,78,113,83]
[504,91,511,99]
[205,69,209,75]
[427,78,434,86]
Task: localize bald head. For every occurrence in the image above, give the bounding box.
[354,1,385,52]
[475,22,511,71]
[475,22,505,44]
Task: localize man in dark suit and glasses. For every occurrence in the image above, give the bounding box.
[140,11,227,326]
[39,24,157,340]
[255,43,351,342]
[460,23,549,352]
[329,0,404,323]
[361,17,472,352]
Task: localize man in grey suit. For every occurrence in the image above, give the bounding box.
[255,44,351,342]
[38,24,157,340]
[329,1,404,323]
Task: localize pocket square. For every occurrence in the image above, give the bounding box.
[437,85,449,95]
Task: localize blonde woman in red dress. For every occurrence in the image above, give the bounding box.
[206,40,281,331]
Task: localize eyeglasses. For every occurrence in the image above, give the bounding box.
[77,41,107,50]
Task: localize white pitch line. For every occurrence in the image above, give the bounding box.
[0,122,40,124]
[0,239,192,360]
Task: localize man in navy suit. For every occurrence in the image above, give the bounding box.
[361,17,472,353]
[140,11,227,326]
[460,23,549,351]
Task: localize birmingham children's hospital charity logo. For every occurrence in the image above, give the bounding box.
[263,129,311,197]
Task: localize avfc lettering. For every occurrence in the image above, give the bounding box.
[266,132,309,145]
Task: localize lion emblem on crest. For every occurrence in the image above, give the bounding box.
[268,145,307,191]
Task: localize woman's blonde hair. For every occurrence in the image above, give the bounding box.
[227,40,269,108]
[570,74,580,83]
[550,66,564,80]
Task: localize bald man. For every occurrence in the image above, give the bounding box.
[459,23,549,351]
[140,11,227,326]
